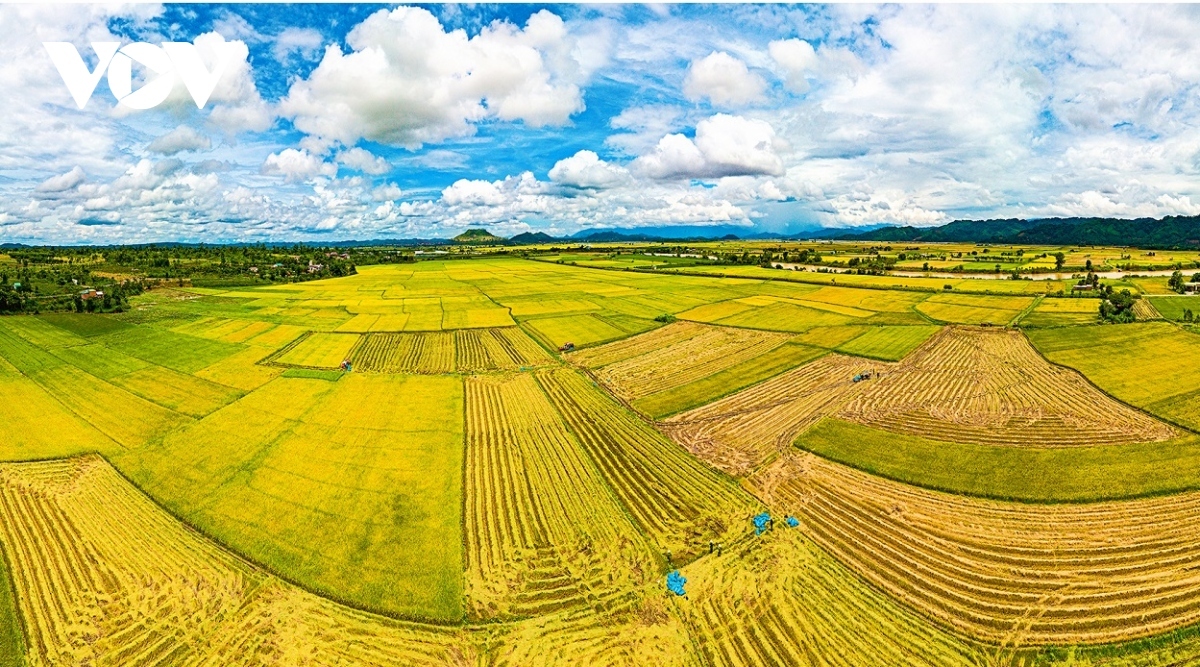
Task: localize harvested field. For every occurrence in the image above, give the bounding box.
[674,528,980,666]
[756,453,1200,645]
[492,600,696,667]
[455,328,552,372]
[350,331,456,373]
[535,368,760,561]
[569,320,709,368]
[291,327,549,374]
[632,343,825,419]
[1132,298,1161,321]
[0,455,477,666]
[464,374,655,620]
[837,327,1177,447]
[582,322,794,401]
[663,354,874,476]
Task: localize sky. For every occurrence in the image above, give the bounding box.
[4,3,1200,244]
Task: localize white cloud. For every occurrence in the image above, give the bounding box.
[371,183,403,201]
[441,179,508,206]
[279,7,594,150]
[606,105,684,156]
[272,27,324,63]
[194,32,272,133]
[684,51,766,106]
[261,149,337,182]
[35,166,85,194]
[769,39,818,93]
[824,191,951,227]
[148,126,212,155]
[548,150,630,189]
[337,147,390,175]
[634,114,784,179]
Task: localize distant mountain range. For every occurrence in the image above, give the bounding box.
[6,215,1200,249]
[831,216,1200,248]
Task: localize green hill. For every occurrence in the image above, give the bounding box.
[452,228,505,244]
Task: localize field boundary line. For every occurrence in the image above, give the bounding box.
[1009,294,1045,326]
[646,345,832,422]
[1020,328,1200,438]
[257,329,313,367]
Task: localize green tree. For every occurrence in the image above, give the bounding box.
[1099,289,1137,323]
[1169,270,1186,293]
[1054,252,1066,270]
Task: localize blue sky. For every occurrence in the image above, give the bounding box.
[3,3,1200,243]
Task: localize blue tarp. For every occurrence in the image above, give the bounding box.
[753,512,771,535]
[786,516,799,528]
[667,570,687,596]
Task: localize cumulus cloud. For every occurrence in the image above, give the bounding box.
[13,4,1200,242]
[548,150,630,189]
[634,114,784,179]
[769,39,818,93]
[371,183,403,201]
[148,126,212,155]
[337,147,390,175]
[279,7,595,150]
[822,191,950,227]
[35,166,86,194]
[262,149,337,182]
[441,178,509,206]
[684,52,767,106]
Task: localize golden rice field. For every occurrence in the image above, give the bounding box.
[0,456,470,666]
[580,322,793,400]
[5,257,1200,666]
[463,374,656,620]
[755,452,1200,646]
[837,327,1177,447]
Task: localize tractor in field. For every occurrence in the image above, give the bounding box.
[852,371,872,382]
[558,342,575,352]
[340,359,352,372]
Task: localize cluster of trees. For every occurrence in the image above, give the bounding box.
[0,268,145,315]
[1099,289,1139,323]
[1168,270,1200,293]
[0,244,374,315]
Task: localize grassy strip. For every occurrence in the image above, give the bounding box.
[280,368,345,381]
[633,343,826,419]
[0,549,25,667]
[795,418,1200,503]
